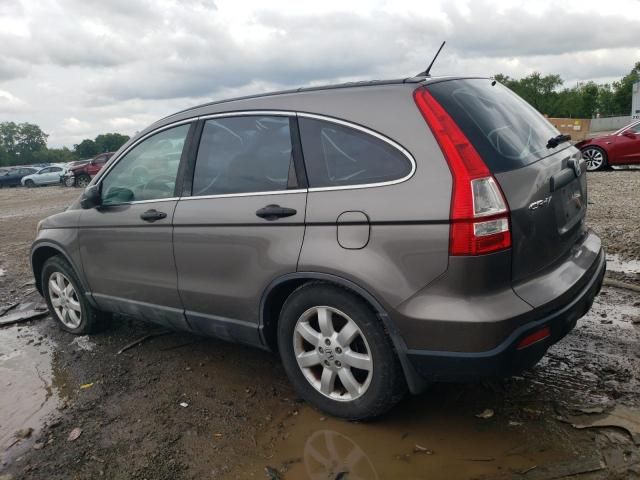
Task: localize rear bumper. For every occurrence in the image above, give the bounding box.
[406,248,605,382]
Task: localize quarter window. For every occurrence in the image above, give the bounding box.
[298,117,413,188]
[101,124,190,205]
[192,116,293,196]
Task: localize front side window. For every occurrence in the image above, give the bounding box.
[298,117,413,188]
[192,116,293,196]
[101,124,190,205]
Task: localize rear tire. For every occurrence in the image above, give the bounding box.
[278,283,406,420]
[582,146,608,171]
[41,256,110,334]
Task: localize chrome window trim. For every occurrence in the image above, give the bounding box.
[180,189,306,202]
[296,112,417,192]
[102,197,181,207]
[199,110,295,120]
[94,109,417,205]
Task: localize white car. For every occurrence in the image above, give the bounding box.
[21,165,67,187]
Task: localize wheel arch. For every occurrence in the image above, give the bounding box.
[581,144,609,169]
[259,272,429,394]
[31,241,92,302]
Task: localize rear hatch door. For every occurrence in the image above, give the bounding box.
[427,78,589,302]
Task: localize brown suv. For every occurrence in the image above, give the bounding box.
[32,77,605,419]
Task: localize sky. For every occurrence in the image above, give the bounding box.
[1,0,639,148]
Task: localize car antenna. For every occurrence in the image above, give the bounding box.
[416,41,446,77]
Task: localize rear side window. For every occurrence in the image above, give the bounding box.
[192,116,293,196]
[298,117,412,188]
[426,79,563,172]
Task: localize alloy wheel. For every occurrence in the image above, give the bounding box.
[582,148,604,171]
[77,176,90,188]
[48,272,83,329]
[293,306,373,402]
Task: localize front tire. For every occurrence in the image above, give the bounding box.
[41,256,110,334]
[76,175,91,188]
[64,176,76,187]
[582,146,607,171]
[25,179,36,188]
[278,283,406,420]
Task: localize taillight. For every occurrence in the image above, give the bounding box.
[414,88,511,256]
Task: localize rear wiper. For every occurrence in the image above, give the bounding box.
[546,134,571,149]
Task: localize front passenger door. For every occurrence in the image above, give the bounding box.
[78,123,193,330]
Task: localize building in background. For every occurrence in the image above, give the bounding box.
[632,81,640,120]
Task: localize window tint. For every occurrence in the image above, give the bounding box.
[192,116,293,196]
[426,79,564,172]
[629,122,640,134]
[38,168,51,174]
[101,124,190,205]
[298,118,412,188]
[50,167,62,172]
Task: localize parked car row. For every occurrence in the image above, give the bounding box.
[62,152,113,187]
[0,152,114,188]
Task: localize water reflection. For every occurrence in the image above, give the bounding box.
[304,429,378,480]
[237,388,579,480]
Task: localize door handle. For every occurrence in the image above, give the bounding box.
[255,204,297,221]
[140,209,167,222]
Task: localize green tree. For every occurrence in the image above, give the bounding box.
[32,147,77,164]
[94,133,129,153]
[0,121,48,165]
[611,61,640,115]
[74,139,98,159]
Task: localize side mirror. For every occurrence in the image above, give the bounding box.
[80,184,102,209]
[622,130,637,138]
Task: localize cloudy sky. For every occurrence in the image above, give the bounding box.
[1,0,639,147]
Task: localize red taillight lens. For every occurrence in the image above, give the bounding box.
[414,88,511,256]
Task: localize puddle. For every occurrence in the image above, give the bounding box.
[606,254,640,274]
[0,324,59,462]
[231,393,572,479]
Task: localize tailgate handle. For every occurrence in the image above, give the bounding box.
[550,168,576,192]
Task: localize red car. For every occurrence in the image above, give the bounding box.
[63,152,114,187]
[576,120,640,171]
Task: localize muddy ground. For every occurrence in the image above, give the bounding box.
[1,172,639,480]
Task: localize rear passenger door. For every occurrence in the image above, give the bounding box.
[173,114,307,346]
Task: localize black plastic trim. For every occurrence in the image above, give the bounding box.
[289,116,309,189]
[180,120,204,197]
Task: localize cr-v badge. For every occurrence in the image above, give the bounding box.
[529,196,552,211]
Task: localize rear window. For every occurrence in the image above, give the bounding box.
[426,78,564,172]
[298,117,412,188]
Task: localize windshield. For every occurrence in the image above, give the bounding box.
[614,120,640,135]
[426,78,567,172]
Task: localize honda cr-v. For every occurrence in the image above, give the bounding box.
[32,76,606,419]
